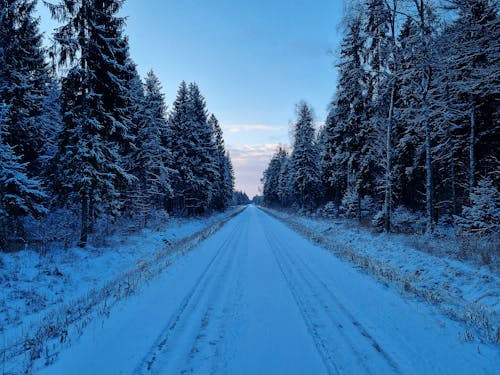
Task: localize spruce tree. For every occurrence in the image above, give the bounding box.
[48,0,134,245]
[0,0,51,172]
[290,102,322,210]
[0,104,46,247]
[132,71,172,221]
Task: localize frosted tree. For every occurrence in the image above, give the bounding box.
[327,11,367,219]
[209,114,233,210]
[0,104,46,247]
[290,102,322,209]
[278,150,292,207]
[443,0,500,202]
[222,152,235,208]
[132,71,173,222]
[48,0,134,246]
[0,0,51,173]
[397,0,439,232]
[456,177,500,236]
[187,83,218,213]
[262,147,285,206]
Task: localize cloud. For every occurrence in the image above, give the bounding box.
[228,143,289,198]
[223,124,287,134]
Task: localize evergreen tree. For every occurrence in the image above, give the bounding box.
[222,151,235,208]
[262,147,285,206]
[290,102,322,209]
[132,70,172,221]
[456,177,500,236]
[209,114,232,210]
[0,103,46,247]
[443,0,500,201]
[0,0,51,172]
[327,12,367,218]
[48,0,134,245]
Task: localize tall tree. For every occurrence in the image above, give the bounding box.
[443,0,500,201]
[0,0,51,172]
[132,70,172,221]
[0,104,46,247]
[290,102,322,209]
[48,0,134,246]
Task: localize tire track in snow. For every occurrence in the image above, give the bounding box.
[133,214,246,375]
[261,213,402,375]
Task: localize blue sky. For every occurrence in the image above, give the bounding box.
[37,0,344,197]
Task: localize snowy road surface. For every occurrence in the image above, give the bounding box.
[40,205,499,375]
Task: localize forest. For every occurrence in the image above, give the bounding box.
[262,0,499,240]
[0,0,235,250]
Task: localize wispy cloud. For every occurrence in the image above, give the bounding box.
[223,124,287,134]
[228,143,289,198]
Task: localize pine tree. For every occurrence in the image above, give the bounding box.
[0,0,51,172]
[132,70,172,222]
[327,12,367,219]
[456,177,500,236]
[222,152,235,208]
[443,0,500,202]
[262,147,285,207]
[209,114,232,210]
[0,104,46,247]
[48,0,134,246]
[290,102,322,209]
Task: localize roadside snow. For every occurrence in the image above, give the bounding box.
[36,205,499,375]
[0,207,243,373]
[262,207,500,344]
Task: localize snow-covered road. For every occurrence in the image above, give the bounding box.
[39,205,499,375]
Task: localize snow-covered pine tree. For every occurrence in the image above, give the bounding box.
[168,81,191,214]
[0,103,46,248]
[290,102,322,210]
[278,150,292,207]
[327,11,367,219]
[0,0,52,173]
[187,83,218,214]
[132,70,172,223]
[321,107,345,215]
[222,151,235,208]
[443,0,500,203]
[364,0,401,231]
[262,147,285,207]
[397,0,439,232]
[47,0,134,246]
[456,177,500,237]
[209,114,232,210]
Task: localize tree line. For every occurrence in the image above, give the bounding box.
[0,0,234,249]
[262,0,499,236]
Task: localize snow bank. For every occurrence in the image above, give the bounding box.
[261,207,500,345]
[0,207,245,374]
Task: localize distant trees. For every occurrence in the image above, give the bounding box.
[0,0,234,250]
[262,0,499,238]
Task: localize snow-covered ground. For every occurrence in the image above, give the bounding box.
[24,205,500,374]
[263,207,500,345]
[0,207,243,374]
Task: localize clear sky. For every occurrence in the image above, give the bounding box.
[37,0,344,198]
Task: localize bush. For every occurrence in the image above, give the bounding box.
[455,178,500,237]
[318,201,338,219]
[391,206,426,234]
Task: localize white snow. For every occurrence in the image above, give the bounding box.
[0,208,242,373]
[29,205,499,375]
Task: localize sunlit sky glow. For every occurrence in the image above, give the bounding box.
[37,0,344,198]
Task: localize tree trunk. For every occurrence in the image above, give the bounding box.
[384,84,396,232]
[79,193,89,247]
[469,101,476,204]
[450,143,457,215]
[424,101,434,233]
